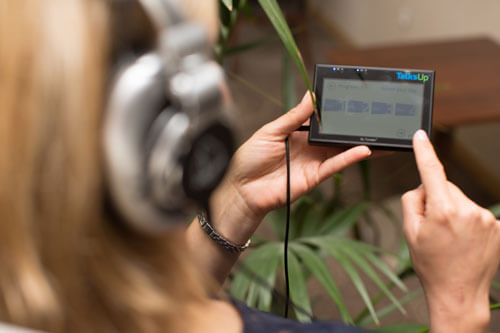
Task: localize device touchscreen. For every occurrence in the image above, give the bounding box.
[309,65,435,151]
[321,78,424,140]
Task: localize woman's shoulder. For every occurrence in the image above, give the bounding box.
[232,299,370,333]
[188,299,243,333]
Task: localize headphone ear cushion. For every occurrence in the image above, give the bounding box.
[181,122,234,206]
[104,54,184,233]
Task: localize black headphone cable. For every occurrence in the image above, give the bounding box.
[231,125,312,321]
[284,136,291,318]
[284,124,310,318]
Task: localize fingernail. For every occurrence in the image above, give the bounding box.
[365,146,372,156]
[415,129,428,141]
[300,92,309,105]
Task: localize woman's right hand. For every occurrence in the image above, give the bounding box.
[402,130,500,333]
[209,92,370,245]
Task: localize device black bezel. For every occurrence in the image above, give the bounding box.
[309,64,435,151]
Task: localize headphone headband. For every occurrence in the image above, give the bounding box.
[138,0,182,31]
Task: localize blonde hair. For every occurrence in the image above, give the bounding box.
[180,0,219,43]
[0,0,209,331]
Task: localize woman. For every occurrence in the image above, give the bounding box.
[0,0,499,332]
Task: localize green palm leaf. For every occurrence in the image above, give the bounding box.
[231,267,252,301]
[287,250,313,322]
[375,323,428,333]
[256,0,316,111]
[318,202,370,236]
[294,204,322,239]
[330,248,379,324]
[230,242,282,311]
[221,0,233,10]
[246,281,259,307]
[300,235,405,324]
[363,251,407,292]
[339,246,406,315]
[290,243,353,323]
[224,35,277,57]
[282,46,296,112]
[491,280,500,291]
[357,289,423,328]
[490,204,500,218]
[266,208,286,241]
[291,193,322,239]
[395,238,413,275]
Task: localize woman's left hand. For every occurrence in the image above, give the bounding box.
[210,92,371,243]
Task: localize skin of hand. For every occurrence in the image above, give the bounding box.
[402,130,500,333]
[187,92,372,284]
[209,92,372,244]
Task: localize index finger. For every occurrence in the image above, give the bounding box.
[413,130,449,200]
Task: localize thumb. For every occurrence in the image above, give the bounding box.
[263,92,313,138]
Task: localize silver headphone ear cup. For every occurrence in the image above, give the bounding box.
[147,108,192,213]
[104,54,186,233]
[147,61,235,213]
[105,1,236,233]
[148,115,234,213]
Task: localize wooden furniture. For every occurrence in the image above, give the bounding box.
[328,38,500,201]
[329,38,500,129]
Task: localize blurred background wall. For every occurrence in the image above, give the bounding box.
[306,0,500,201]
[309,0,500,47]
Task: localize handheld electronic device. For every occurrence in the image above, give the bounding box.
[309,64,435,151]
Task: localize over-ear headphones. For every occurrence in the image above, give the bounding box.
[104,0,235,233]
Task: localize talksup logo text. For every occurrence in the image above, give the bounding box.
[396,72,430,82]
